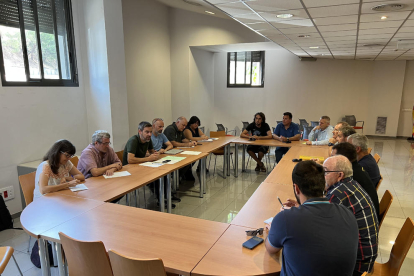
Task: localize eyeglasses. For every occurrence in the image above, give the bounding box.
[246,228,264,236]
[324,170,343,176]
[60,151,75,158]
[99,141,111,146]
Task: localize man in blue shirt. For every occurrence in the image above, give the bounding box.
[266,160,359,276]
[272,112,301,163]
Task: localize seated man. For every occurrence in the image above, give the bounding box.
[272,112,301,163]
[240,112,272,172]
[266,161,358,276]
[151,118,173,153]
[78,130,122,178]
[336,125,356,143]
[164,116,197,181]
[283,156,379,275]
[348,133,381,188]
[331,143,379,218]
[329,121,349,144]
[306,116,334,145]
[123,121,160,165]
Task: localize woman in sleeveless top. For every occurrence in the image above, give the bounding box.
[34,139,85,200]
[184,116,208,141]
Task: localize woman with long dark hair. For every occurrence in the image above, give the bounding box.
[184,116,208,141]
[34,139,85,200]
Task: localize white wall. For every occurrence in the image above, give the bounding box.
[213,49,406,137]
[0,0,89,214]
[398,61,414,137]
[122,0,172,134]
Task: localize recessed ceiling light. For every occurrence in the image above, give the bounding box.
[309,46,319,49]
[276,14,293,19]
[298,35,311,38]
[381,16,388,20]
[205,11,215,15]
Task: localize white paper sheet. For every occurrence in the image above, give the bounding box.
[69,184,88,192]
[103,171,131,179]
[153,156,186,164]
[180,151,202,155]
[139,162,164,168]
[211,138,219,140]
[264,217,274,225]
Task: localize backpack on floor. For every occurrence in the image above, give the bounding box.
[31,240,55,268]
[0,194,13,231]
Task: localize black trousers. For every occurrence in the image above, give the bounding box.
[275,147,290,163]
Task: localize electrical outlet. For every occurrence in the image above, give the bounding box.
[0,186,14,201]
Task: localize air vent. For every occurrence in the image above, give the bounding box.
[183,0,202,6]
[371,4,404,11]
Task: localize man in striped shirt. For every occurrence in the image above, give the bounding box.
[324,155,379,276]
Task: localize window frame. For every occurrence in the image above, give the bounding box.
[227,51,265,88]
[0,0,78,87]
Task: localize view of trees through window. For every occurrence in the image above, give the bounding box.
[227,51,264,87]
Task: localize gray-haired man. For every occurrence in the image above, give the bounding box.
[78,130,122,178]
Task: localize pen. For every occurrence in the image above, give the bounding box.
[277,196,285,209]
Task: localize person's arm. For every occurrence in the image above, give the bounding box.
[311,129,333,145]
[256,130,272,140]
[198,128,208,139]
[240,129,251,139]
[290,133,301,141]
[289,125,301,141]
[265,213,285,255]
[159,141,173,153]
[90,163,122,177]
[69,166,85,181]
[308,128,316,141]
[272,125,283,141]
[127,152,160,164]
[38,171,78,195]
[265,238,282,254]
[183,130,203,142]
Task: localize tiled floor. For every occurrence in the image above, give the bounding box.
[1,137,414,275]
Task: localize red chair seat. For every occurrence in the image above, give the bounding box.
[353,126,363,129]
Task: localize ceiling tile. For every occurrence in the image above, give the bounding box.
[207,0,248,4]
[404,20,414,27]
[302,0,360,8]
[308,4,360,18]
[398,26,414,33]
[270,19,314,28]
[324,35,357,41]
[313,15,358,25]
[359,28,398,35]
[216,1,253,15]
[246,22,274,30]
[360,20,404,29]
[358,33,394,40]
[259,29,285,36]
[318,23,357,32]
[245,0,304,12]
[234,13,267,22]
[321,29,357,37]
[360,11,411,22]
[261,10,309,22]
[361,0,414,14]
[279,26,319,34]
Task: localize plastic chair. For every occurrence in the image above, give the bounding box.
[361,272,368,276]
[208,131,234,176]
[370,217,414,276]
[216,123,236,136]
[374,153,380,164]
[59,232,113,276]
[18,172,36,252]
[0,247,23,275]
[376,175,383,191]
[276,121,282,125]
[241,121,249,133]
[69,156,79,168]
[302,126,313,140]
[345,115,364,133]
[378,190,393,229]
[108,250,167,276]
[298,119,309,132]
[116,150,124,162]
[310,121,319,127]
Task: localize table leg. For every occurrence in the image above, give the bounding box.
[51,242,58,267]
[38,238,51,276]
[235,143,239,177]
[199,157,206,198]
[226,144,230,176]
[126,193,129,206]
[166,175,171,213]
[174,170,179,191]
[159,177,165,212]
[242,144,246,172]
[56,243,67,276]
[223,145,227,179]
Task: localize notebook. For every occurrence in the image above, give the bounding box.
[164,149,183,155]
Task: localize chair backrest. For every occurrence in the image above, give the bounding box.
[345,115,357,126]
[59,232,113,276]
[0,246,14,274]
[272,127,275,133]
[310,121,319,127]
[302,126,313,140]
[276,121,282,125]
[376,175,383,191]
[69,156,79,168]
[378,190,393,229]
[374,153,380,164]
[384,217,414,276]
[108,250,166,276]
[199,126,205,133]
[116,150,124,162]
[367,147,372,154]
[210,131,226,138]
[299,119,308,126]
[18,172,36,206]
[216,123,225,132]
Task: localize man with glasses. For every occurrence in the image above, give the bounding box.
[78,130,122,178]
[266,160,358,276]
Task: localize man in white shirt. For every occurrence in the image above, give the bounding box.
[306,116,334,146]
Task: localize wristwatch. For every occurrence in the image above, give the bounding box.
[287,137,290,142]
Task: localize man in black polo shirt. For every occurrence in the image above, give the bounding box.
[331,142,379,218]
[266,161,358,276]
[240,112,272,172]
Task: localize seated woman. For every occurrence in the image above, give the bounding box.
[34,139,85,200]
[183,116,208,141]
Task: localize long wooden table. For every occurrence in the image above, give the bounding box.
[21,138,332,276]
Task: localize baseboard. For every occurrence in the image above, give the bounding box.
[366,135,410,140]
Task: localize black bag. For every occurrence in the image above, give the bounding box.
[0,194,13,231]
[30,240,55,268]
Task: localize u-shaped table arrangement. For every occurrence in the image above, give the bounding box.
[21,137,330,276]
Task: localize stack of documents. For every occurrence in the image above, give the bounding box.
[69,184,88,192]
[140,162,165,168]
[180,151,202,155]
[103,171,131,179]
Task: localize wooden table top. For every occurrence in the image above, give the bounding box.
[191,225,282,276]
[177,136,236,152]
[232,137,302,147]
[40,203,229,276]
[157,152,210,171]
[20,194,104,238]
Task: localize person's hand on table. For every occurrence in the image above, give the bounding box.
[282,198,299,210]
[64,179,79,188]
[145,151,150,157]
[306,141,313,145]
[188,141,197,147]
[201,135,208,139]
[328,137,336,144]
[158,149,165,154]
[265,223,271,231]
[112,163,122,170]
[253,135,259,140]
[105,168,116,176]
[311,158,323,164]
[64,176,74,182]
[280,136,287,142]
[148,152,160,161]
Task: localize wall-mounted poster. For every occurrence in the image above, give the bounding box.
[375,117,387,134]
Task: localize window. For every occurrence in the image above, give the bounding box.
[0,0,78,86]
[227,51,264,88]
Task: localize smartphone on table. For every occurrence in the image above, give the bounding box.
[242,236,264,250]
